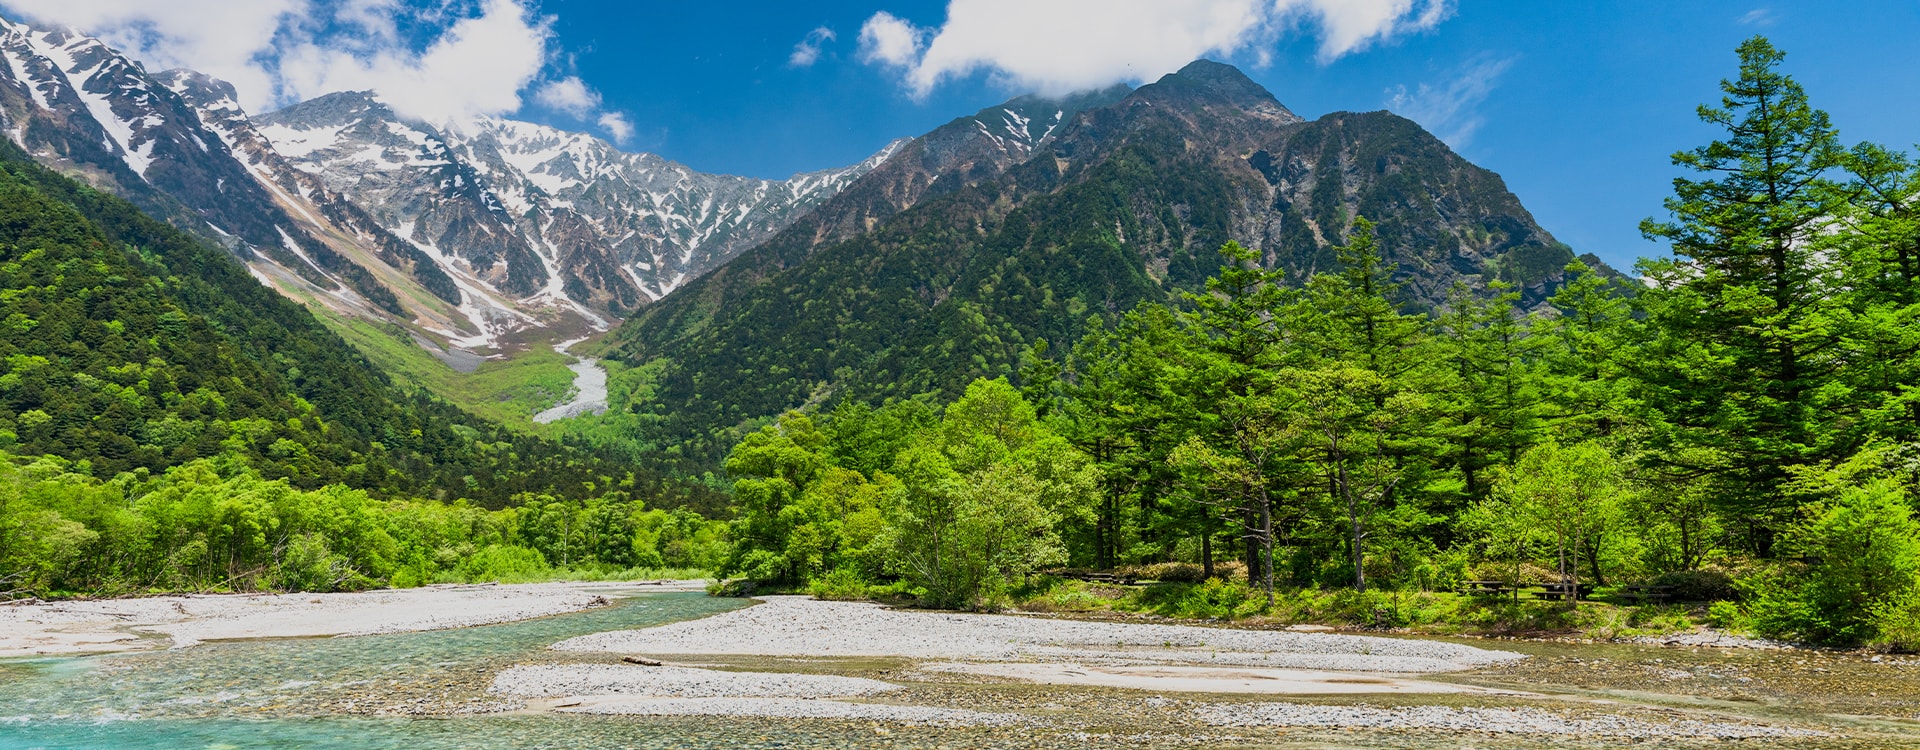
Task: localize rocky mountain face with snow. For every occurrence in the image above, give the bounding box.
[0,19,411,318]
[0,16,897,350]
[252,93,902,316]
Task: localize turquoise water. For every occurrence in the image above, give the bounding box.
[0,592,771,749]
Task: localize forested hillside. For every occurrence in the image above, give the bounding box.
[598,61,1610,474]
[0,136,708,509]
[707,39,1920,649]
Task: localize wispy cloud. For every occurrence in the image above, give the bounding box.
[789,26,836,68]
[1385,54,1514,150]
[857,0,1451,99]
[1738,8,1776,26]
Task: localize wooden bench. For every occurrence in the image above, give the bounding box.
[1617,584,1676,604]
[1534,582,1595,601]
[1045,570,1140,586]
[1459,580,1516,596]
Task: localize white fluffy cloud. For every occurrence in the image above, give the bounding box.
[535,76,600,117]
[858,12,923,68]
[859,0,1450,97]
[1385,54,1512,149]
[269,0,549,122]
[596,112,634,144]
[0,0,634,133]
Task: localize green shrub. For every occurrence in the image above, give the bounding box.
[273,533,346,592]
[807,568,872,601]
[458,544,551,583]
[1706,600,1744,630]
[1868,587,1920,652]
[1131,578,1268,619]
[1746,481,1920,646]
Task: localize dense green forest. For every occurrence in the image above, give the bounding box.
[0,451,724,596]
[710,39,1920,648]
[0,130,728,597]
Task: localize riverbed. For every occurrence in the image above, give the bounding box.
[1,590,1914,749]
[532,337,608,423]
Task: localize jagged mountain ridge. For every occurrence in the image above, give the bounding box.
[0,15,898,351]
[604,60,1611,471]
[0,19,413,319]
[252,93,903,316]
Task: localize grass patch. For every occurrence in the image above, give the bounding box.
[322,318,579,428]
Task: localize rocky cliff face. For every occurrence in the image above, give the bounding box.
[0,19,411,317]
[253,93,902,318]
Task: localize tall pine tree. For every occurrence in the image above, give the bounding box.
[1636,36,1855,541]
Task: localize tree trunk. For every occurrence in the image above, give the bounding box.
[1244,505,1260,584]
[1257,488,1275,607]
[1583,534,1608,587]
[1201,524,1214,580]
[1343,465,1365,593]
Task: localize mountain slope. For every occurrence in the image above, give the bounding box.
[0,135,710,508]
[0,15,897,355]
[602,61,1605,471]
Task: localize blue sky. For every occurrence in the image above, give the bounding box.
[6,1,1918,270]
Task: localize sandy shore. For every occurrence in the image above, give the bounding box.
[0,580,703,657]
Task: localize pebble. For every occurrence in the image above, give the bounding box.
[491,664,902,699]
[559,697,1028,726]
[1196,702,1822,739]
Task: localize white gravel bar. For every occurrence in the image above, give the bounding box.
[492,664,901,699]
[1197,703,1822,739]
[0,582,638,655]
[554,596,1522,673]
[557,697,1027,725]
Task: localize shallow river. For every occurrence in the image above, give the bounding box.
[1,592,1914,749]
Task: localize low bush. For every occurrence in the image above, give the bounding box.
[807,568,872,601]
[1746,481,1920,646]
[457,544,551,583]
[1129,578,1268,619]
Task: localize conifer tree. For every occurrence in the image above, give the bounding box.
[1637,36,1855,535]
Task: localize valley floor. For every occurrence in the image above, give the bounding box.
[4,589,1914,748]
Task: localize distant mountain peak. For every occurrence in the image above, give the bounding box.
[1149,59,1300,123]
